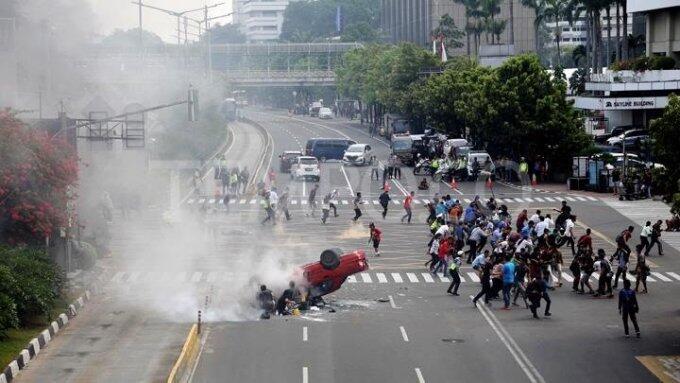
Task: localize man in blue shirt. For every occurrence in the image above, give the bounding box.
[464,205,477,223]
[521,220,535,240]
[502,254,516,309]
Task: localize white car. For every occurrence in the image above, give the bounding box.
[318,107,333,119]
[343,144,373,166]
[290,156,321,181]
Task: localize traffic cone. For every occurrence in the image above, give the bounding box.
[531,174,538,186]
[450,178,458,190]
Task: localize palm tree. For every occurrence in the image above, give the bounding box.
[509,0,515,44]
[522,0,548,53]
[572,44,587,66]
[621,0,628,59]
[545,0,570,67]
[454,0,481,56]
[572,0,612,74]
[482,0,502,44]
[615,0,621,61]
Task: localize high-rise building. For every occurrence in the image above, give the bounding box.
[232,0,297,42]
[380,0,537,56]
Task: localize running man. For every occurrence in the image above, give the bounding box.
[352,192,365,222]
[307,184,319,217]
[401,191,415,224]
[379,189,391,219]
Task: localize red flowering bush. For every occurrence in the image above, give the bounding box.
[0,111,79,245]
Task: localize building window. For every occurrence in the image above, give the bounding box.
[563,27,570,32]
[262,11,277,17]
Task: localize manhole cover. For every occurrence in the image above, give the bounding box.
[442,338,465,343]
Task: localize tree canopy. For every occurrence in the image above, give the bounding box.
[650,94,680,193]
[0,111,78,245]
[280,0,381,42]
[101,28,164,48]
[206,23,247,44]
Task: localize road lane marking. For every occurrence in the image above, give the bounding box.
[471,295,546,383]
[586,196,598,201]
[302,180,306,197]
[340,165,355,196]
[249,199,256,204]
[534,197,544,202]
[291,199,298,204]
[544,197,556,202]
[376,273,388,283]
[341,200,348,205]
[421,273,435,283]
[524,197,534,202]
[303,366,309,383]
[303,326,308,342]
[415,368,425,383]
[360,273,372,283]
[651,272,672,282]
[391,273,404,283]
[467,272,480,282]
[388,295,400,309]
[437,272,450,282]
[111,271,124,282]
[667,272,680,281]
[191,272,202,282]
[406,273,419,283]
[400,326,409,342]
[565,196,576,202]
[561,272,574,283]
[347,275,357,283]
[576,197,587,201]
[464,198,472,203]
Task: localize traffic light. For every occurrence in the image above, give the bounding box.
[188,86,199,122]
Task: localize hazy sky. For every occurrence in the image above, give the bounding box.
[88,0,234,42]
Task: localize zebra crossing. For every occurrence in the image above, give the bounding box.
[104,269,680,286]
[183,195,602,208]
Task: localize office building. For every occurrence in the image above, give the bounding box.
[380,0,537,56]
[232,0,296,42]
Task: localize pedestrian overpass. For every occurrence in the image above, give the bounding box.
[211,43,362,87]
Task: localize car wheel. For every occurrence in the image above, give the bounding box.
[320,248,342,270]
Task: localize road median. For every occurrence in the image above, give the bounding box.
[167,324,200,383]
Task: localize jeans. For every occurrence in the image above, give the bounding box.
[646,236,663,255]
[330,203,338,217]
[381,203,388,219]
[640,236,650,252]
[321,208,329,223]
[353,208,362,221]
[542,292,552,315]
[447,269,461,294]
[502,282,513,308]
[613,266,627,288]
[466,240,478,262]
[473,280,491,304]
[622,309,640,335]
[401,207,412,223]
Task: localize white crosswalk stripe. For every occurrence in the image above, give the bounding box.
[467,272,480,282]
[575,197,587,201]
[341,200,349,205]
[106,270,680,286]
[565,197,576,202]
[534,197,545,203]
[667,272,680,281]
[651,272,672,282]
[586,196,599,201]
[544,197,556,202]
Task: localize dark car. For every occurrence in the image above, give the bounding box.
[305,138,356,161]
[279,150,303,173]
[295,249,368,300]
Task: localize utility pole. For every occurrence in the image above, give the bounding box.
[138,0,143,50]
[205,5,213,82]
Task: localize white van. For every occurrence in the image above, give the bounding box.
[466,151,494,179]
[318,107,333,119]
[343,144,373,166]
[443,138,469,156]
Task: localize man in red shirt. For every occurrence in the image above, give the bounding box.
[401,191,415,224]
[577,228,593,255]
[434,237,453,274]
[516,209,528,232]
[369,222,382,257]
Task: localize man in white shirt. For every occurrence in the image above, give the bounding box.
[435,224,450,239]
[535,216,550,238]
[529,209,541,224]
[639,221,653,252]
[564,215,576,255]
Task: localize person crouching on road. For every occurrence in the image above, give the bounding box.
[368,222,382,257]
[257,285,275,319]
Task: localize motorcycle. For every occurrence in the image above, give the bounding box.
[413,158,433,176]
[432,162,456,183]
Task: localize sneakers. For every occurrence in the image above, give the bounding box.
[636,332,641,338]
[544,312,552,317]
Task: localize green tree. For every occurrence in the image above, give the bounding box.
[206,23,246,44]
[280,0,380,42]
[650,94,680,194]
[432,14,465,53]
[0,265,19,339]
[101,28,164,48]
[480,54,591,174]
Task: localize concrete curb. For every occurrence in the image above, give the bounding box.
[0,290,92,383]
[167,324,200,383]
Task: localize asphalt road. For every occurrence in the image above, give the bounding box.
[13,121,267,383]
[189,109,680,383]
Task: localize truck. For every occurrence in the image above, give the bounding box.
[391,134,415,165]
[309,101,323,117]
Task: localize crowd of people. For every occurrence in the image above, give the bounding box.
[420,194,657,337]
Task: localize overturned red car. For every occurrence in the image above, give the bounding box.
[296,248,368,300]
